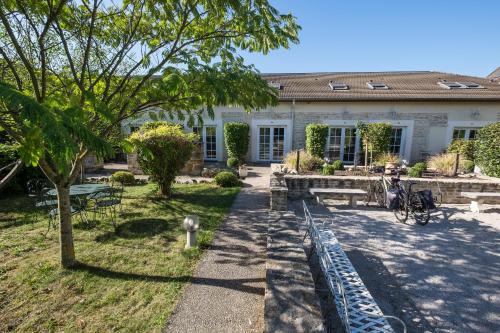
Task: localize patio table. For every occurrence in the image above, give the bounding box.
[46,184,109,197]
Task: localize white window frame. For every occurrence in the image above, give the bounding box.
[326,126,359,164]
[251,118,292,162]
[323,119,414,163]
[388,127,407,158]
[446,121,492,145]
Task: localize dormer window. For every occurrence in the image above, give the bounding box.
[367,81,389,90]
[329,81,349,90]
[268,81,283,90]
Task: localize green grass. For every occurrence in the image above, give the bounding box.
[0,183,239,332]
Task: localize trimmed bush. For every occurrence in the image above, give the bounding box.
[214,171,239,187]
[283,150,324,172]
[322,160,344,175]
[224,122,249,162]
[226,157,239,168]
[305,124,329,158]
[408,162,426,178]
[475,122,500,177]
[110,171,135,185]
[129,123,196,197]
[460,159,475,174]
[447,139,475,161]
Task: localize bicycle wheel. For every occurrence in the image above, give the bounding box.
[393,194,408,223]
[410,193,430,225]
[373,181,386,207]
[433,192,443,208]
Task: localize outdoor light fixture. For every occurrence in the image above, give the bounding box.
[470,110,481,119]
[183,215,200,249]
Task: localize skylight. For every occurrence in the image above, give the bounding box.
[438,81,485,89]
[366,81,389,90]
[329,81,349,90]
[268,81,283,90]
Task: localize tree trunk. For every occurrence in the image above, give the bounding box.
[55,183,76,268]
[159,181,172,198]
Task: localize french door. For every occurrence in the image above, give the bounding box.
[258,126,285,161]
[327,127,357,164]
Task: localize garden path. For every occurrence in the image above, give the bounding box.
[164,166,269,333]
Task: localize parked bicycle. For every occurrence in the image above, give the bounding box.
[389,176,433,225]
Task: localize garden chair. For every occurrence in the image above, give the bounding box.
[91,181,124,227]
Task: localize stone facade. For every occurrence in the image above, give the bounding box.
[83,153,103,172]
[127,143,204,176]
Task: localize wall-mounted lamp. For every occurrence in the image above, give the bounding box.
[471,110,481,119]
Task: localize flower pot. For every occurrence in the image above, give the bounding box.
[385,162,397,174]
[238,165,248,179]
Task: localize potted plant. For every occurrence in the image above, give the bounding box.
[377,153,401,174]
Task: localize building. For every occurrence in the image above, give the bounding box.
[123,70,500,165]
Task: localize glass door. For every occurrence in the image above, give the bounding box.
[258,126,285,161]
[327,127,357,164]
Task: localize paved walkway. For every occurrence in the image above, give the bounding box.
[294,200,500,333]
[164,166,270,333]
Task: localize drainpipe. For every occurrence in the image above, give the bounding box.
[291,99,296,150]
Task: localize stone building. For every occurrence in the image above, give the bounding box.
[123,70,500,165]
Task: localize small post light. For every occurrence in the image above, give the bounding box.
[183,215,200,249]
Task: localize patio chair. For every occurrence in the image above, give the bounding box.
[91,182,124,226]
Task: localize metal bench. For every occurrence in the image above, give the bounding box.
[303,201,405,333]
[309,188,367,207]
[461,192,500,213]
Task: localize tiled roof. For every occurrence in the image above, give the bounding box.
[488,67,500,80]
[262,71,500,101]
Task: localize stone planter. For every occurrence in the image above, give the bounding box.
[238,165,248,179]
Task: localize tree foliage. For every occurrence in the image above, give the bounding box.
[129,123,196,197]
[475,122,500,177]
[224,122,249,162]
[0,0,299,267]
[447,139,475,161]
[305,124,329,158]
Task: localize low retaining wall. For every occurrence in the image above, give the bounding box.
[269,164,500,210]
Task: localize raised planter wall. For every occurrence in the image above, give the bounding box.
[269,164,500,210]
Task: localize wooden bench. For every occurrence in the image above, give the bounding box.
[461,192,500,213]
[309,188,367,208]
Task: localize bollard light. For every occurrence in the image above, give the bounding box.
[183,215,200,249]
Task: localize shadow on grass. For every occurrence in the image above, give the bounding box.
[74,262,264,295]
[95,218,178,242]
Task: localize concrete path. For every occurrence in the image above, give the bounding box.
[164,166,270,333]
[294,200,500,333]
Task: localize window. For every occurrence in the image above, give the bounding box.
[459,82,484,89]
[438,81,485,89]
[205,126,217,159]
[389,128,404,155]
[259,127,271,160]
[327,127,357,164]
[366,81,389,90]
[268,81,283,90]
[328,81,349,90]
[272,127,285,160]
[453,128,478,140]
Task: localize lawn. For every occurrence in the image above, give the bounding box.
[0,182,240,332]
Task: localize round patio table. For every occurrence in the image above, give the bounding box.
[46,184,109,197]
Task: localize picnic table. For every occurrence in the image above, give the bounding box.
[309,188,367,207]
[461,191,500,213]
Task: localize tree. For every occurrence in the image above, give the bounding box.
[129,123,196,197]
[357,122,392,168]
[0,0,299,268]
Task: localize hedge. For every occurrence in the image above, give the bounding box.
[475,122,500,177]
[305,124,329,158]
[447,139,475,161]
[224,122,249,162]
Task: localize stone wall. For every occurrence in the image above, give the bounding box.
[83,153,103,172]
[127,143,204,176]
[269,164,500,210]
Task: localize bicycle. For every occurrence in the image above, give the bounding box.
[366,172,397,208]
[392,178,431,225]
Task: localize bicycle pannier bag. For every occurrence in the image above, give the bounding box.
[386,188,400,209]
[418,189,436,209]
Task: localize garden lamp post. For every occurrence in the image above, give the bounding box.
[183,215,200,249]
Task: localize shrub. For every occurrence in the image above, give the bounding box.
[305,124,329,157]
[475,122,500,177]
[110,171,135,185]
[283,150,324,172]
[427,153,457,176]
[214,171,239,187]
[226,157,239,168]
[224,122,249,162]
[460,159,475,174]
[322,160,344,175]
[375,152,400,166]
[129,123,196,197]
[408,162,426,178]
[447,139,475,161]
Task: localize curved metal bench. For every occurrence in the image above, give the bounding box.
[303,201,405,333]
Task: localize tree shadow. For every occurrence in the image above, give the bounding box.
[95,218,178,242]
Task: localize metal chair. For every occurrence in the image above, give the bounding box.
[92,182,124,226]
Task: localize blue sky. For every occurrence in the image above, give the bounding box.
[240,1,500,78]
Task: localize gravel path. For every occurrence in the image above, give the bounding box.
[293,200,500,333]
[164,166,270,333]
